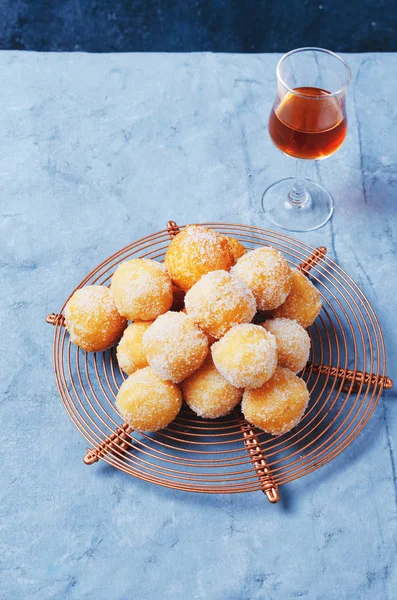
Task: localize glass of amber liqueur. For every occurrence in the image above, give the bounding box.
[262,47,351,231]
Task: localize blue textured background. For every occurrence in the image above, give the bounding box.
[1,52,396,599]
[0,0,396,52]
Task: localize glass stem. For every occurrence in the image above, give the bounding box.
[288,159,309,206]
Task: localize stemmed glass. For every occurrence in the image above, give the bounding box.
[262,48,351,231]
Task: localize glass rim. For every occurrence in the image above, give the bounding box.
[276,47,351,99]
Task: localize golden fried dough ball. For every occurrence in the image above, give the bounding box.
[111,258,173,321]
[116,321,152,375]
[211,324,277,389]
[116,366,182,431]
[242,367,309,435]
[181,356,242,419]
[181,306,216,345]
[142,311,208,383]
[231,247,292,311]
[224,236,247,264]
[164,225,233,291]
[65,285,127,352]
[185,270,256,339]
[204,330,217,346]
[271,268,322,328]
[261,318,310,373]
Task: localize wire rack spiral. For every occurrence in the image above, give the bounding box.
[47,222,392,503]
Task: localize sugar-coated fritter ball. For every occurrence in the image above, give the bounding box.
[111,258,173,321]
[65,285,127,352]
[261,318,310,374]
[211,324,277,389]
[142,311,209,383]
[224,236,247,264]
[181,356,242,419]
[185,270,256,339]
[205,330,217,346]
[231,247,292,311]
[116,321,152,375]
[181,306,217,346]
[242,367,310,435]
[165,225,233,292]
[116,366,182,432]
[271,268,322,328]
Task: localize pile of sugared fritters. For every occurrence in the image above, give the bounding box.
[65,226,322,434]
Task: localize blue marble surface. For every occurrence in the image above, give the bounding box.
[1,52,396,599]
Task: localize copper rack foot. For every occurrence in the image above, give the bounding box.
[298,246,327,275]
[167,221,180,238]
[309,363,393,391]
[83,423,133,465]
[46,313,65,326]
[240,422,280,503]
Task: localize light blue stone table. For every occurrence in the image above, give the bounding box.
[1,52,396,600]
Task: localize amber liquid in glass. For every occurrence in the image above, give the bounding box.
[268,86,347,159]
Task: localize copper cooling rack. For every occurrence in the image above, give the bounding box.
[46,222,393,503]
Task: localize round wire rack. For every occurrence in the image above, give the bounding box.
[47,222,393,503]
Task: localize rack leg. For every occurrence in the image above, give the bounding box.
[46,313,65,326]
[298,246,327,275]
[167,220,180,238]
[240,422,280,503]
[83,423,133,465]
[309,363,393,391]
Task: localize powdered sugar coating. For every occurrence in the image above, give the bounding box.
[142,311,209,383]
[261,318,310,373]
[65,285,127,352]
[211,323,278,389]
[185,270,256,339]
[231,246,292,311]
[116,321,152,375]
[111,258,173,321]
[165,225,233,291]
[181,355,242,419]
[242,367,310,435]
[116,366,182,432]
[271,268,322,328]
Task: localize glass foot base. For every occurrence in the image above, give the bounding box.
[261,177,334,232]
